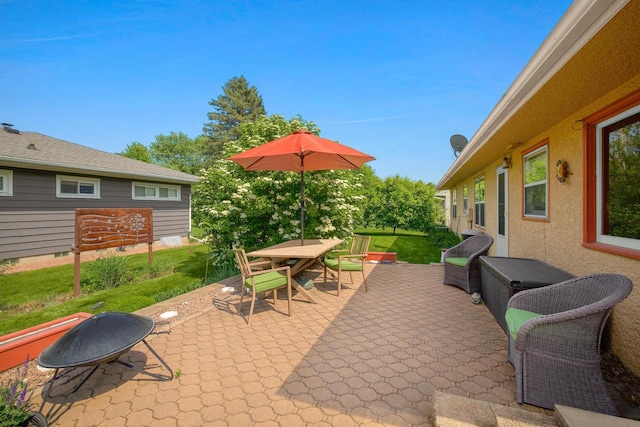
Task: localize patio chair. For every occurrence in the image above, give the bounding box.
[443,234,493,294]
[323,235,371,296]
[505,273,633,415]
[233,249,292,326]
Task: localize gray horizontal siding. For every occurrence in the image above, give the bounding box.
[0,168,192,260]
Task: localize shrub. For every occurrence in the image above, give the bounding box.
[144,260,174,279]
[426,226,461,249]
[0,260,14,277]
[0,357,33,426]
[82,255,133,291]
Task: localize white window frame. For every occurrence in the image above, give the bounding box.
[523,145,548,219]
[474,177,486,228]
[132,182,181,201]
[56,175,100,198]
[596,103,640,251]
[0,169,13,196]
[462,185,468,214]
[451,188,457,219]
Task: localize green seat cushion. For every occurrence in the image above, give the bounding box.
[245,270,288,293]
[505,307,543,340]
[444,257,468,267]
[324,258,363,271]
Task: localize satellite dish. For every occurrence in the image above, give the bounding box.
[450,134,468,157]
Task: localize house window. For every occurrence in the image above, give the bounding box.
[451,188,457,219]
[132,182,181,201]
[596,105,640,250]
[463,185,468,214]
[0,170,13,196]
[474,177,485,227]
[56,175,100,198]
[523,144,548,218]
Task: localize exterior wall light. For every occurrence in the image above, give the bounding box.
[501,156,512,169]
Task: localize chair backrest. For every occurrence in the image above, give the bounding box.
[350,235,371,255]
[460,234,493,255]
[233,249,252,277]
[542,273,633,313]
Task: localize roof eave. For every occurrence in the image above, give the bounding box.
[436,0,629,190]
[0,158,200,184]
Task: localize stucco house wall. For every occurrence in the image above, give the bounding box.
[438,1,640,375]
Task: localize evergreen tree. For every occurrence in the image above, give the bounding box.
[203,75,266,162]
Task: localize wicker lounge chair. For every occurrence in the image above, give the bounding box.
[505,273,633,415]
[443,234,493,293]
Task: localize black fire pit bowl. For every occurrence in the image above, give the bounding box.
[38,312,154,368]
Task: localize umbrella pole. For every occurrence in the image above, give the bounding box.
[300,170,305,245]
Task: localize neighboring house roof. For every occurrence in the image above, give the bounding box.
[0,127,199,184]
[437,0,638,189]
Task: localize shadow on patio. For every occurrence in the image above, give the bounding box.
[33,263,552,426]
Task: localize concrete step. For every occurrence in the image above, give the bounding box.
[555,405,640,427]
[433,392,640,427]
[433,391,557,427]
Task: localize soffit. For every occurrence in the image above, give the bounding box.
[439,0,640,187]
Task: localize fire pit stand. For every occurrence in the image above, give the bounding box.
[37,312,173,419]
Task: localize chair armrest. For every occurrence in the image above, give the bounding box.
[329,249,350,255]
[338,253,367,261]
[248,265,291,278]
[248,258,274,270]
[507,277,588,314]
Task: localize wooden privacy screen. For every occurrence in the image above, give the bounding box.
[73,208,154,296]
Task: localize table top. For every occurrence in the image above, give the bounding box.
[247,239,343,259]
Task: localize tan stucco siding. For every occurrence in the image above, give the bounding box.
[446,73,640,375]
[513,75,640,375]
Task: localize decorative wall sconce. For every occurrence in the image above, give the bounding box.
[501,156,512,169]
[556,160,572,183]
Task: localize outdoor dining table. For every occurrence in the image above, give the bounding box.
[247,238,343,304]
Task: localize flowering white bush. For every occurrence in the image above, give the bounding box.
[192,115,366,266]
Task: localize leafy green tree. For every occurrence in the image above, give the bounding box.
[365,175,441,234]
[203,75,266,162]
[192,114,367,266]
[359,165,383,228]
[607,119,640,238]
[149,132,206,175]
[119,141,152,163]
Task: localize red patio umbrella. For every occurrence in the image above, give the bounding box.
[228,129,375,245]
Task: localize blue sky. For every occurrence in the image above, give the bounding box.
[2,0,572,183]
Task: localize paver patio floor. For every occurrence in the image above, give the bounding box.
[33,263,550,426]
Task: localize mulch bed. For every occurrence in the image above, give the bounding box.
[602,350,640,420]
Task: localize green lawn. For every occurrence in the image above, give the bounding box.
[0,228,459,336]
[356,227,460,264]
[0,244,225,335]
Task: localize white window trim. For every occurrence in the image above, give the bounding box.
[0,169,13,196]
[56,175,100,198]
[596,103,640,251]
[523,145,548,219]
[462,185,468,214]
[474,177,486,227]
[452,188,457,219]
[132,182,181,201]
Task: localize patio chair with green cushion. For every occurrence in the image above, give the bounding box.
[323,235,371,296]
[505,273,632,415]
[443,234,493,294]
[233,249,292,326]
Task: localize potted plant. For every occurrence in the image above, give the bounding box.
[0,357,48,427]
